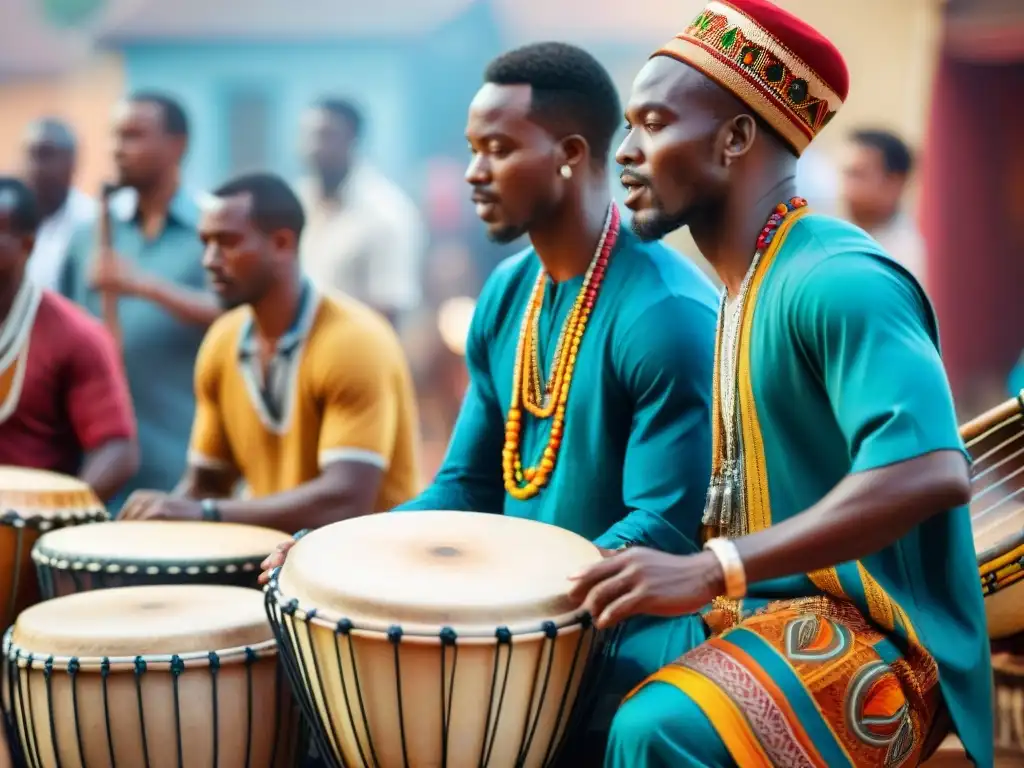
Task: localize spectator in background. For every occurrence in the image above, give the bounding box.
[60,92,219,511]
[297,98,425,328]
[0,177,137,501]
[22,119,97,290]
[795,144,840,217]
[842,128,927,285]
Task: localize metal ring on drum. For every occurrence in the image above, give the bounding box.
[265,511,615,768]
[0,467,108,630]
[1,584,300,767]
[31,520,292,598]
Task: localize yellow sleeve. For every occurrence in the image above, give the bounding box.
[187,318,237,471]
[316,321,400,471]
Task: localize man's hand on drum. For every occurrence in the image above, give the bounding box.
[568,547,725,629]
[258,539,297,585]
[119,491,203,522]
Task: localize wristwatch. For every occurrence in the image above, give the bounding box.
[200,498,222,522]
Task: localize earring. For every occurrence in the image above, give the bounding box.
[559,165,572,179]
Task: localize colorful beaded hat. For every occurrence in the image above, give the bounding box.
[654,0,850,155]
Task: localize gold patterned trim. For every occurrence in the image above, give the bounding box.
[736,206,811,533]
[657,37,811,154]
[807,567,847,600]
[856,562,921,646]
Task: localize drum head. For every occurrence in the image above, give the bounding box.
[277,511,601,635]
[0,465,104,520]
[11,584,271,657]
[34,520,291,567]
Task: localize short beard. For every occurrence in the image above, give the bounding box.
[485,223,528,245]
[630,206,692,242]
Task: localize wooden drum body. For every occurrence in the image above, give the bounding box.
[962,394,1024,639]
[0,467,107,630]
[266,511,608,768]
[2,584,299,767]
[974,505,1024,640]
[33,520,292,597]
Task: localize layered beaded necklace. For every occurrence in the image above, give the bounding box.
[502,204,620,500]
[703,197,807,537]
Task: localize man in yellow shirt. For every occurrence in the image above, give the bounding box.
[120,172,420,532]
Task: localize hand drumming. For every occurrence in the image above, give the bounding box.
[566,547,726,629]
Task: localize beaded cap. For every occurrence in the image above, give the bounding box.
[654,0,850,155]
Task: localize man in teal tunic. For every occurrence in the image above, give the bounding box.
[569,2,992,766]
[60,94,220,511]
[263,42,719,738]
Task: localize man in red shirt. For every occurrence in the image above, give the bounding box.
[0,177,137,501]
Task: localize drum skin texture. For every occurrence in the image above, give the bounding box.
[0,467,107,630]
[2,584,299,767]
[32,520,292,597]
[267,510,606,768]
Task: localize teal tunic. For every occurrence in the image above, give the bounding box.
[396,226,719,714]
[607,214,991,767]
[59,188,208,510]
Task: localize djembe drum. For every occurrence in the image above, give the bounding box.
[266,511,608,768]
[32,520,291,598]
[962,392,1024,640]
[0,467,107,630]
[2,584,299,767]
[925,393,1024,765]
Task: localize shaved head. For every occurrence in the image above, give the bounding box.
[22,118,78,217]
[24,119,77,153]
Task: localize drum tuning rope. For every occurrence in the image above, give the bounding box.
[0,628,299,768]
[265,567,621,767]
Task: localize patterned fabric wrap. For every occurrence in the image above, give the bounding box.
[654,0,850,155]
[630,596,942,768]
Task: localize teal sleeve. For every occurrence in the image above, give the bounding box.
[1008,355,1024,397]
[793,253,966,473]
[593,296,717,555]
[393,293,506,514]
[58,222,90,302]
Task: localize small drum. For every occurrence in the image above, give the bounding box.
[266,511,607,768]
[2,584,299,767]
[961,394,1024,639]
[0,467,107,629]
[32,520,291,598]
[974,504,1024,639]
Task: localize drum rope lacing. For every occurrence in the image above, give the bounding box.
[265,569,622,767]
[0,631,296,768]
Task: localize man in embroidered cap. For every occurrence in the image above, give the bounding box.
[568,1,991,766]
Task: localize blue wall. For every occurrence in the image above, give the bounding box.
[120,41,417,193]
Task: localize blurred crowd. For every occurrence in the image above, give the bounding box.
[8,90,948,493]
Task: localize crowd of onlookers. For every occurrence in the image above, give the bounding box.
[9,87,944,504]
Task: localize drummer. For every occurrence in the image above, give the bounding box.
[120,172,420,531]
[0,177,138,501]
[568,3,991,766]
[265,42,719,737]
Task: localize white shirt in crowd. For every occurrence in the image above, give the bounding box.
[297,164,425,315]
[868,212,927,289]
[27,188,97,290]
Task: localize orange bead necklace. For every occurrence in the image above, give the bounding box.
[502,204,621,500]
